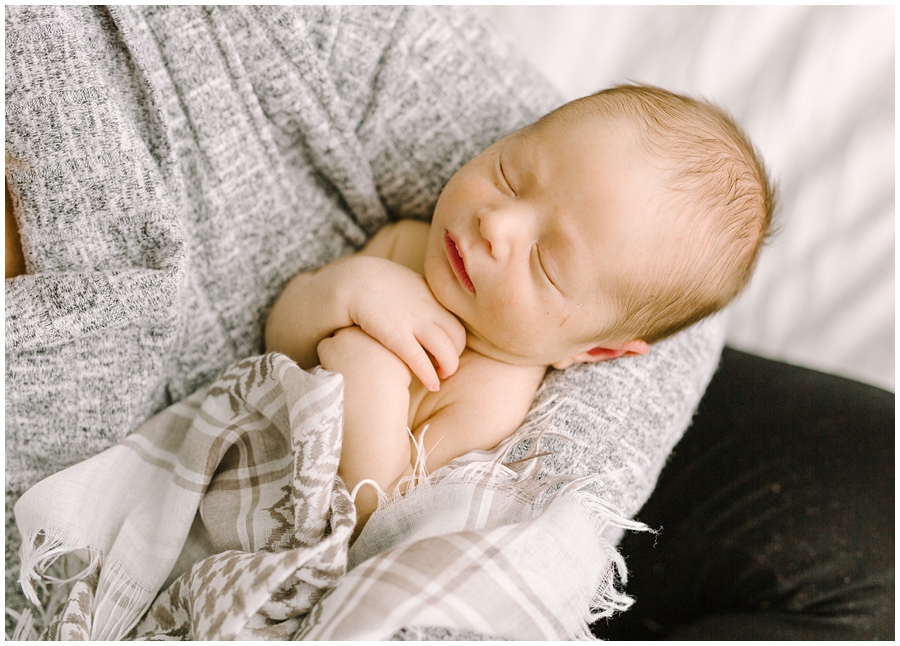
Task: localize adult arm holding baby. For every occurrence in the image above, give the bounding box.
[4,6,737,635]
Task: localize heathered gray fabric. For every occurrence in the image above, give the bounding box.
[5,5,725,637]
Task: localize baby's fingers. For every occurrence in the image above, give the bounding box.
[441,316,467,358]
[415,325,462,381]
[392,337,441,393]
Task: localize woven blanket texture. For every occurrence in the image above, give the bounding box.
[16,353,648,640]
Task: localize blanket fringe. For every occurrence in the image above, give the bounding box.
[16,391,652,640]
[5,606,36,641]
[10,533,99,640]
[348,426,435,510]
[17,529,101,607]
[360,395,653,634]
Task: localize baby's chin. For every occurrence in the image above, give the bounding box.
[462,327,554,367]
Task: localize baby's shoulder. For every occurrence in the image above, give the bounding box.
[454,350,546,391]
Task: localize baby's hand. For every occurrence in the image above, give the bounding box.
[342,256,466,391]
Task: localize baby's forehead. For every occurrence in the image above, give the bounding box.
[528,109,669,175]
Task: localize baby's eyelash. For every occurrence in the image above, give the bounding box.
[499,154,516,196]
[534,244,557,289]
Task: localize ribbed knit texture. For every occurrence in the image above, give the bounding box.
[5,6,724,637]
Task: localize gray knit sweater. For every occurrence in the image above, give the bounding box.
[5,5,724,636]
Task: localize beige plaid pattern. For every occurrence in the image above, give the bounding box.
[17,353,354,640]
[300,495,617,641]
[17,353,638,640]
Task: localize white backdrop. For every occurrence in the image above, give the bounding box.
[480,6,894,391]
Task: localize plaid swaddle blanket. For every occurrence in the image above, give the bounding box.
[15,353,646,640]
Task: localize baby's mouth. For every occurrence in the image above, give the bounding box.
[445,231,475,293]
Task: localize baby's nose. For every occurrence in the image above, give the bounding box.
[478,206,523,260]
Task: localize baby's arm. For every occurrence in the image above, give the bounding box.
[319,329,545,527]
[316,325,416,526]
[264,223,465,391]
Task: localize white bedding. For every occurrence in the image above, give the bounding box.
[481,6,894,391]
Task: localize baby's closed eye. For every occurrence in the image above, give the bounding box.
[498,150,516,196]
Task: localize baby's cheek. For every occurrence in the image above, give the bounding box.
[494,283,528,313]
[494,307,544,347]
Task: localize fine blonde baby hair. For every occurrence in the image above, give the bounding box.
[546,83,777,345]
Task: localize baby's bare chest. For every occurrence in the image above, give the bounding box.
[405,350,547,433]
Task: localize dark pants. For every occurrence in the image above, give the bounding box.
[592,348,894,640]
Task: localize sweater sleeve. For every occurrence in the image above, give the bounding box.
[5,0,724,555]
[5,5,725,631]
[5,5,189,495]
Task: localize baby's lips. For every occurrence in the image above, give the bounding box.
[445,231,476,293]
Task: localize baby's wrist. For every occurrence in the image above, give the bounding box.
[336,256,376,326]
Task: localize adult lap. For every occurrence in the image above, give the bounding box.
[593,348,894,640]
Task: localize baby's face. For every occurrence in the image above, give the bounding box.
[424,112,668,367]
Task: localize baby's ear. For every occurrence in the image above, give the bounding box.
[552,340,649,370]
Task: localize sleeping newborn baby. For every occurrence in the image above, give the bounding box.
[265,83,775,528]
